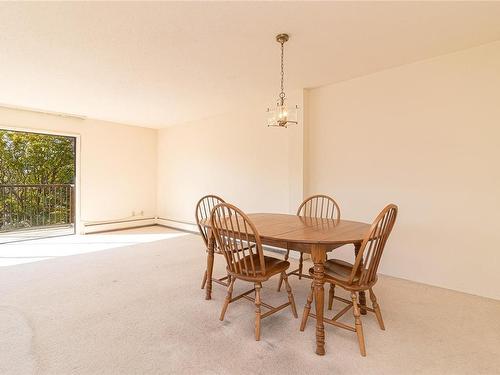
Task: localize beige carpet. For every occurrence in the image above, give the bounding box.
[1,226,499,375]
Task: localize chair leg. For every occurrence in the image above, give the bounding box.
[277,249,291,291]
[282,272,298,318]
[255,282,262,341]
[284,249,290,262]
[369,288,385,330]
[351,292,366,356]
[300,281,314,331]
[201,269,207,289]
[298,252,304,280]
[219,277,235,321]
[277,275,284,292]
[328,284,335,310]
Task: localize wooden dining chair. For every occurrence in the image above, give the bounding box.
[210,203,298,341]
[277,194,341,291]
[299,204,398,356]
[195,194,229,290]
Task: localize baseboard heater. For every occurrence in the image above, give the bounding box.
[83,217,157,234]
[85,217,294,258]
[156,217,291,258]
[155,217,199,234]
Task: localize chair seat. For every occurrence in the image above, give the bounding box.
[230,254,290,281]
[308,259,361,284]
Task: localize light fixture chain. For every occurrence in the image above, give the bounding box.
[267,33,298,128]
[280,40,285,104]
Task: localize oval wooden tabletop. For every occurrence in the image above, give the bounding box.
[202,213,370,245]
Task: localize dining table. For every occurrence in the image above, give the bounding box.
[202,212,370,356]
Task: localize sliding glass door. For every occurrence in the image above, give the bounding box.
[0,129,76,243]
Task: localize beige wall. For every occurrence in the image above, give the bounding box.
[157,110,288,223]
[306,41,500,300]
[156,92,305,224]
[0,107,158,232]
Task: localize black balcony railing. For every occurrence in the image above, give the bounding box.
[0,184,75,232]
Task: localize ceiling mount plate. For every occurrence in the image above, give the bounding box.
[276,33,289,44]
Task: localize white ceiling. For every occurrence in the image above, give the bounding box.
[1,2,500,128]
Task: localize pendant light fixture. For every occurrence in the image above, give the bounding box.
[267,33,299,128]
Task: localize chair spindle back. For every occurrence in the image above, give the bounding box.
[195,195,225,247]
[297,194,341,221]
[210,203,266,278]
[350,204,398,286]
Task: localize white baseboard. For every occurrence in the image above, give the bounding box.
[83,218,156,234]
[264,246,305,260]
[155,218,198,233]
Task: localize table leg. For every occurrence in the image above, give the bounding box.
[354,243,367,315]
[205,229,215,300]
[311,244,326,356]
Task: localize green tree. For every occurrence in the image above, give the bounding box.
[0,130,76,231]
[0,130,75,184]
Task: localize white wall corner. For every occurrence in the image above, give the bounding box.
[287,89,306,214]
